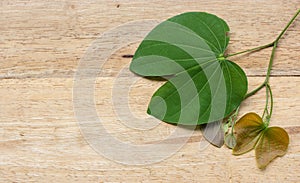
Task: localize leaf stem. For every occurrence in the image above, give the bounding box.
[244,10,299,99]
[265,42,277,84]
[267,84,273,119]
[263,84,273,126]
[226,9,300,59]
[274,9,300,43]
[244,82,265,99]
[262,83,269,119]
[230,106,240,134]
[225,42,274,58]
[245,42,276,99]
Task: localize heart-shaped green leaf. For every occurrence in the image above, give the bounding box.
[255,127,289,169]
[130,12,248,125]
[232,113,289,169]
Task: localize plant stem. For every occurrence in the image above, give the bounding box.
[274,9,300,43]
[245,42,276,99]
[267,84,273,118]
[226,9,300,59]
[262,83,269,119]
[265,42,277,84]
[225,42,274,58]
[244,82,265,99]
[244,10,300,99]
[230,106,240,134]
[263,84,273,126]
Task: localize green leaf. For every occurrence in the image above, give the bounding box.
[232,113,289,169]
[233,113,266,155]
[224,133,236,149]
[130,12,248,125]
[255,127,289,169]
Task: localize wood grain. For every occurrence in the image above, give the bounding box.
[0,1,299,182]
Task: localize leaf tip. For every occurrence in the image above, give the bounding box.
[146,107,152,115]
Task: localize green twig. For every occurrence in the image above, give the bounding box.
[244,10,299,99]
[262,83,269,119]
[266,84,273,119]
[230,106,240,134]
[226,9,300,59]
[225,42,274,58]
[274,9,300,43]
[244,82,265,99]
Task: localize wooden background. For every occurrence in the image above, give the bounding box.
[1,1,300,182]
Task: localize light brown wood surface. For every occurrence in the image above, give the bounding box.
[1,1,300,182]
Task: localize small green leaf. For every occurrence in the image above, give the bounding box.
[255,127,289,169]
[224,133,236,149]
[233,113,290,169]
[233,113,265,155]
[130,12,248,125]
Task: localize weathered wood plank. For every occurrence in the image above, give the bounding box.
[0,0,299,182]
[0,1,299,78]
[0,77,299,182]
